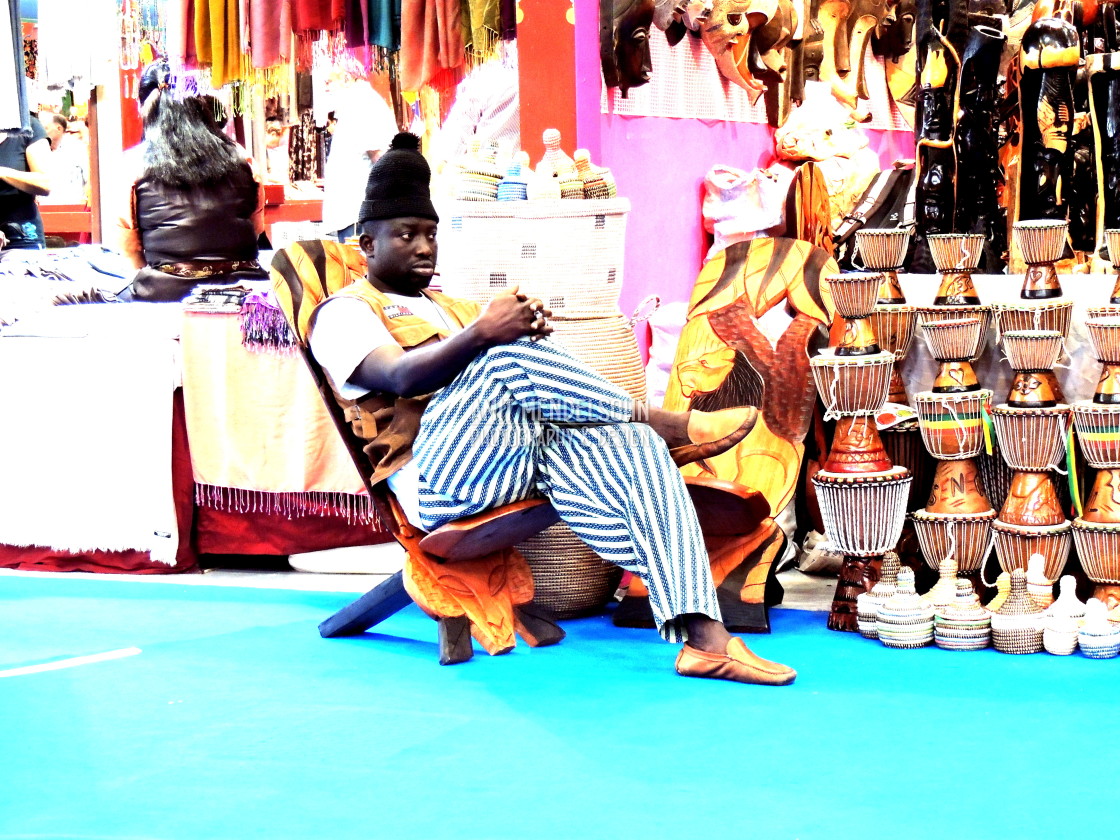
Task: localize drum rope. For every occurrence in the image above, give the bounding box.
[822,367,842,422]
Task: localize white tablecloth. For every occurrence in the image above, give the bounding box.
[0,304,183,563]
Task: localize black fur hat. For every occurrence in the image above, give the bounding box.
[358,132,439,224]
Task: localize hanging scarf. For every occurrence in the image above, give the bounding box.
[165,0,198,69]
[194,0,242,86]
[291,0,346,31]
[345,0,400,54]
[399,0,463,92]
[248,0,293,68]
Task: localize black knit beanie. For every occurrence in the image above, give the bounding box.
[358,132,439,224]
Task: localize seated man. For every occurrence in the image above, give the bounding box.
[308,132,797,686]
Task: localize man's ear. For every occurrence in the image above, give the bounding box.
[358,230,375,258]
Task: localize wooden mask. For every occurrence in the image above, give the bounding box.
[601,0,657,97]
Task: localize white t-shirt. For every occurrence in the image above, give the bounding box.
[310,289,461,525]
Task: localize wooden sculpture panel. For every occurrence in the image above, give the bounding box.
[660,236,838,630]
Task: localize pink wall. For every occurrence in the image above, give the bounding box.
[571,0,916,349]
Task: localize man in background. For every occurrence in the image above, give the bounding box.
[320,72,398,243]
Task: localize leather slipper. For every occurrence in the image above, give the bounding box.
[675,637,796,686]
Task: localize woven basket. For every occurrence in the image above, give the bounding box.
[990,569,1043,653]
[1078,599,1120,658]
[517,523,622,619]
[549,315,647,401]
[435,198,631,318]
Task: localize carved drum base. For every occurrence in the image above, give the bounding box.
[828,554,882,632]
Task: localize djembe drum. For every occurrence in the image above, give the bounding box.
[1086,318,1120,404]
[921,316,987,393]
[1106,230,1120,305]
[811,353,897,472]
[1087,305,1120,322]
[1072,388,1120,606]
[870,305,918,404]
[812,275,913,632]
[1001,330,1064,408]
[992,301,1072,406]
[990,404,1072,581]
[855,228,912,304]
[993,300,1073,340]
[1013,219,1068,300]
[911,389,996,575]
[927,233,984,305]
[828,272,885,355]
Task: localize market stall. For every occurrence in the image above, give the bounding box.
[0,256,389,573]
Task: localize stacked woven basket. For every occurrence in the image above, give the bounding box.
[436,197,645,618]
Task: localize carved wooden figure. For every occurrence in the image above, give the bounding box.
[915,32,958,236]
[630,237,837,632]
[834,0,890,117]
[1088,44,1120,260]
[698,0,774,95]
[1018,14,1080,222]
[601,0,657,98]
[954,24,1007,251]
[750,0,800,124]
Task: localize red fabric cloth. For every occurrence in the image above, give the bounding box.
[194,506,391,555]
[249,0,293,68]
[399,0,463,92]
[291,0,346,31]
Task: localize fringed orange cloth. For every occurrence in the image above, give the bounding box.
[180,308,386,531]
[193,0,241,87]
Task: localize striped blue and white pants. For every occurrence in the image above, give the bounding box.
[411,337,721,643]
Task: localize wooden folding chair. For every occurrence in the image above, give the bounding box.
[270,240,564,664]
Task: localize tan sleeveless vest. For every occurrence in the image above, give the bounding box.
[310,281,480,487]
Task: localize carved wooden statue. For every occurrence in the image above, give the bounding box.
[1018,13,1079,222]
[953,24,1006,245]
[601,0,657,97]
[915,31,957,236]
[617,237,836,632]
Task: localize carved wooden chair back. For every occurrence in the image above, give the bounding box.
[664,235,837,517]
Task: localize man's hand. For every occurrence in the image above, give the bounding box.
[474,287,554,346]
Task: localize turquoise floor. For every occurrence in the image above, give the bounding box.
[1,574,1115,840]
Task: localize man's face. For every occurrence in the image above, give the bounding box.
[266,121,285,149]
[45,119,64,150]
[361,217,439,296]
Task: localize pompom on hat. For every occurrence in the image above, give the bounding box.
[358,132,439,224]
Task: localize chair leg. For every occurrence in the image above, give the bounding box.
[318,570,413,638]
[438,615,474,665]
[514,604,566,647]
